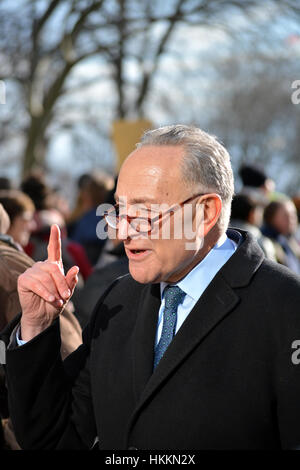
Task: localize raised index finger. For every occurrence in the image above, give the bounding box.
[47,224,62,264]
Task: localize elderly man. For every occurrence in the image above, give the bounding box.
[1,125,300,450]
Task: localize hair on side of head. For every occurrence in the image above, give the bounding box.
[137,124,234,231]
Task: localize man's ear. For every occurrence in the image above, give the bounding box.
[200,194,222,237]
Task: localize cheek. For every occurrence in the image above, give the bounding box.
[9,221,19,235]
[128,252,163,284]
[289,213,298,229]
[273,214,285,231]
[128,240,179,280]
[153,238,188,269]
[20,221,31,235]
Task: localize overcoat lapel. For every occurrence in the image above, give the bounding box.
[132,283,161,402]
[131,274,239,418]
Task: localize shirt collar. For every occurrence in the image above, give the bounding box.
[160,233,237,302]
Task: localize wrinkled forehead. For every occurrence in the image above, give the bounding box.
[115,146,186,204]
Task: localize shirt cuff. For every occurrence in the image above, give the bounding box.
[15,325,27,346]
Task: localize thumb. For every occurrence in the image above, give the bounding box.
[66,266,79,294]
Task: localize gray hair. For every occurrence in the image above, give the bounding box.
[137,124,234,231]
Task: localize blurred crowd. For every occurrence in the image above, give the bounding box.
[0,163,300,449]
[230,164,300,275]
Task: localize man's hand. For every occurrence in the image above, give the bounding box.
[18,224,79,341]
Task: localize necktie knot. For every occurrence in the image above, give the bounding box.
[163,285,186,310]
[153,285,186,369]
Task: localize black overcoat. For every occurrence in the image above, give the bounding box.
[2,230,300,450]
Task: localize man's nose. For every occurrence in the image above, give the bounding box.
[117,216,144,240]
[117,217,134,240]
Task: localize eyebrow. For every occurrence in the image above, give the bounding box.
[114,193,158,205]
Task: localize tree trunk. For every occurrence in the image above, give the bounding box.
[22,116,48,176]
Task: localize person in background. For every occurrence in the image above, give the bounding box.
[261,199,300,275]
[0,202,10,233]
[239,163,288,202]
[0,203,82,449]
[292,195,300,243]
[239,164,275,200]
[0,202,11,450]
[68,170,115,265]
[20,171,51,211]
[229,193,276,261]
[66,173,93,234]
[0,190,36,250]
[47,185,72,223]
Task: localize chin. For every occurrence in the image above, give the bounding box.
[20,237,29,247]
[129,263,161,285]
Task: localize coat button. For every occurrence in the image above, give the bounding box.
[128,446,138,450]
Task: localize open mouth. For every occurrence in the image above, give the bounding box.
[126,248,150,259]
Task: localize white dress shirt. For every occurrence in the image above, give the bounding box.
[155,233,237,346]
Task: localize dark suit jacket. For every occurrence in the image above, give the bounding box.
[2,229,300,450]
[75,251,128,328]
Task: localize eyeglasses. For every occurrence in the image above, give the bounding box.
[103,193,206,233]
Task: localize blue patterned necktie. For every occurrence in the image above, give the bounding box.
[153,285,186,369]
